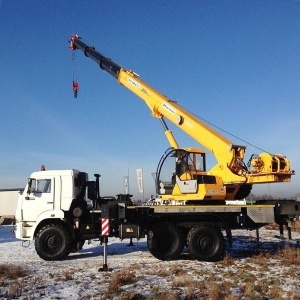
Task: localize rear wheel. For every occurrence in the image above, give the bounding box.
[147,223,184,261]
[187,226,225,262]
[35,224,72,261]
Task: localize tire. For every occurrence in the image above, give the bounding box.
[187,226,225,262]
[35,224,72,261]
[70,239,85,253]
[147,223,184,261]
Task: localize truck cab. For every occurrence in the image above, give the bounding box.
[15,169,87,239]
[15,169,93,260]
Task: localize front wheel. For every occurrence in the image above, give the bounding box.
[147,223,184,261]
[187,226,225,262]
[35,224,72,261]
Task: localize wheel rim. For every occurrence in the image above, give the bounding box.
[44,234,62,253]
[198,235,214,253]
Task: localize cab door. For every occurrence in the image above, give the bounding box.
[174,152,197,194]
[157,148,199,195]
[21,177,54,221]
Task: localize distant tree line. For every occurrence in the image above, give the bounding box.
[247,192,300,201]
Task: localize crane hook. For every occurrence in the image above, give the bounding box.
[72,81,79,98]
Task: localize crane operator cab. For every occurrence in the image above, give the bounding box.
[156,148,226,204]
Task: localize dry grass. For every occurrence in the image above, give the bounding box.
[146,290,179,300]
[220,254,235,266]
[0,264,29,280]
[0,264,30,299]
[106,269,138,295]
[1,226,300,299]
[280,245,300,265]
[265,220,300,233]
[169,263,186,277]
[7,281,23,299]
[207,281,224,300]
[173,275,196,288]
[292,220,300,233]
[117,290,146,300]
[193,243,300,300]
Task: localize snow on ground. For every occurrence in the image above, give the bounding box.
[0,225,300,299]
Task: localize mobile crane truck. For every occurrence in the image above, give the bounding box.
[14,35,299,264]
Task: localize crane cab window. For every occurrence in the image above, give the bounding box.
[193,153,205,172]
[176,151,205,177]
[156,149,205,195]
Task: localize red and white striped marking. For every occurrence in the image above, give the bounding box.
[101,218,110,236]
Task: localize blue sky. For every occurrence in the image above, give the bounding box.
[0,1,299,199]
